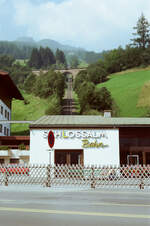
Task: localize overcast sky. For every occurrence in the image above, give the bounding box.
[1,0,150,52]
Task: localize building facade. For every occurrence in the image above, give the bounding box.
[0,99,11,136]
[30,128,119,165]
[29,116,150,166]
[0,71,23,136]
[0,136,30,164]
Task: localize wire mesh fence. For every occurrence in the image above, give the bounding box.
[0,164,150,189]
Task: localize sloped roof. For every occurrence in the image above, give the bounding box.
[0,71,23,100]
[30,115,150,128]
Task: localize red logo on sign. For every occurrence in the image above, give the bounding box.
[48,131,55,148]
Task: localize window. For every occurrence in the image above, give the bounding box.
[10,159,19,164]
[1,106,3,115]
[4,127,7,135]
[0,124,2,133]
[6,128,9,136]
[5,110,7,118]
[7,112,9,120]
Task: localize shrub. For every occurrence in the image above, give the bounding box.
[18,143,26,150]
[82,109,101,115]
[0,146,9,150]
[45,95,61,115]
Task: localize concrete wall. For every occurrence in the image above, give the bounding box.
[0,99,11,136]
[30,128,120,165]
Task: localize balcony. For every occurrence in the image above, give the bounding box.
[19,150,30,157]
[0,149,30,158]
[0,150,10,156]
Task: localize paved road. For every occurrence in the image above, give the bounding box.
[0,186,150,226]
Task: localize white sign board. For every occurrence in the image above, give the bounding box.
[30,128,119,165]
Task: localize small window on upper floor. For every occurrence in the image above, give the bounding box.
[0,124,2,133]
[1,106,3,115]
[6,128,9,136]
[5,110,7,118]
[7,111,9,120]
[4,127,7,136]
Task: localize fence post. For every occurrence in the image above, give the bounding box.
[46,164,51,187]
[139,178,144,189]
[4,169,8,186]
[91,166,95,189]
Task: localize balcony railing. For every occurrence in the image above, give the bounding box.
[0,149,30,157]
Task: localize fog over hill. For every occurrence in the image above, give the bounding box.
[16,37,84,52]
[1,36,102,63]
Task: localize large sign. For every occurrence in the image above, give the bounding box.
[44,130,108,139]
[44,129,108,149]
[30,128,119,165]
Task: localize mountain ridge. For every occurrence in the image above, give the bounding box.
[16,36,84,52]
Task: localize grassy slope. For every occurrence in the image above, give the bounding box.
[11,91,49,135]
[14,59,28,66]
[97,69,150,117]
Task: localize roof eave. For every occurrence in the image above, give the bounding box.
[29,124,150,129]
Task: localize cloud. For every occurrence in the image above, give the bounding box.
[4,0,150,50]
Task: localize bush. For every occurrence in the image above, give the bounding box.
[45,95,61,115]
[91,87,113,111]
[24,73,36,93]
[24,98,30,105]
[18,143,26,150]
[87,65,108,84]
[82,109,101,115]
[33,70,65,100]
[0,146,9,150]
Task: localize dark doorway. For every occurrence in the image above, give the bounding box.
[55,150,83,165]
[0,159,4,164]
[10,158,19,164]
[127,155,139,165]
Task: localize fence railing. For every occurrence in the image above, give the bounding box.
[0,164,150,189]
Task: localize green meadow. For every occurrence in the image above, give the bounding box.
[97,69,150,117]
[11,91,49,135]
[11,67,150,135]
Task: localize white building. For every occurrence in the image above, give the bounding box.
[30,116,150,166]
[30,116,120,165]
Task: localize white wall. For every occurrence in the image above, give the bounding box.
[30,128,120,166]
[0,99,11,136]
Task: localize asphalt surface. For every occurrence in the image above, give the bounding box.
[0,186,150,226]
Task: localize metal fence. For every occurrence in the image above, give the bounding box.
[0,164,150,189]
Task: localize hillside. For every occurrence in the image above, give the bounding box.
[11,91,49,135]
[15,37,103,63]
[11,67,150,135]
[97,67,150,117]
[16,37,81,52]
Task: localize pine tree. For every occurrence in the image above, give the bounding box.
[45,47,56,67]
[28,48,42,69]
[56,49,67,68]
[131,13,150,49]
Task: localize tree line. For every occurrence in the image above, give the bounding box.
[0,52,66,116]
[74,14,150,115]
[74,67,115,115]
[0,41,33,59]
[98,14,150,74]
[28,47,67,69]
[23,70,66,115]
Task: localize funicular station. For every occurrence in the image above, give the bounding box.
[30,115,150,166]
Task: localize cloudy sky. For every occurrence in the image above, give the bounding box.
[0,0,150,51]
